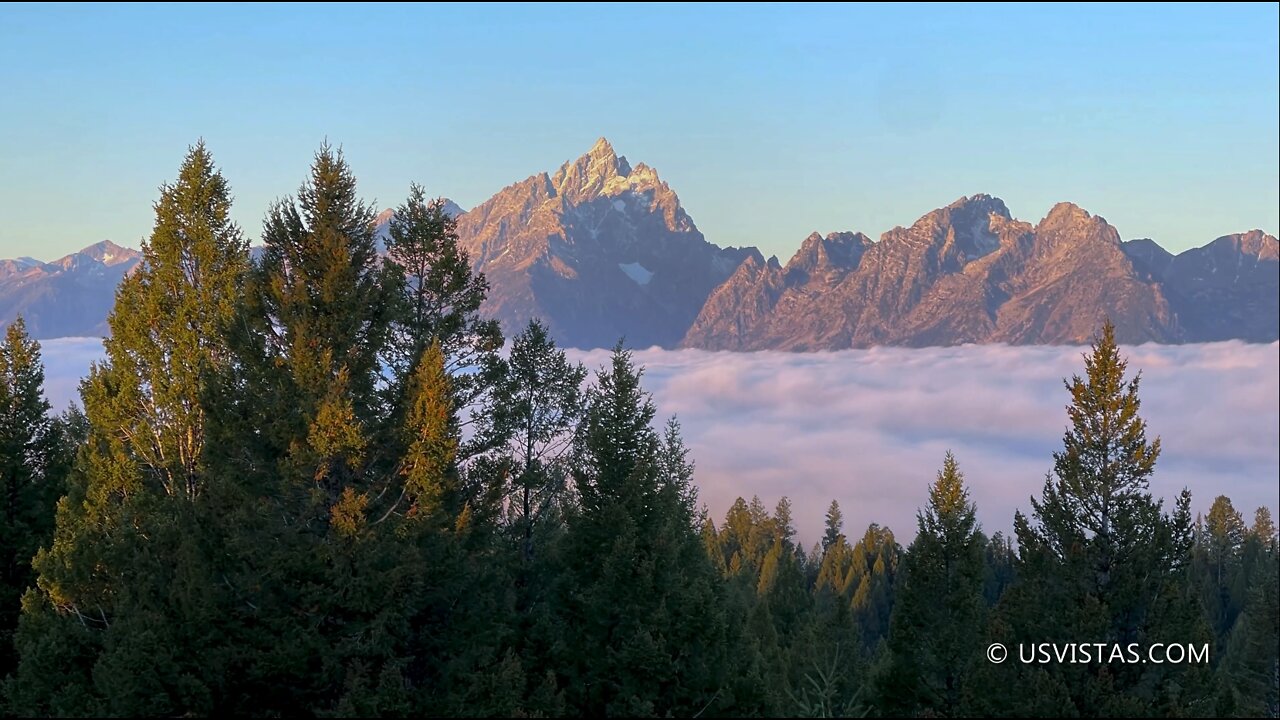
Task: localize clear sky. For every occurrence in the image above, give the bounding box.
[1,2,1276,260]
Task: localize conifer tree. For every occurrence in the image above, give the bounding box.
[0,319,62,677]
[879,452,985,717]
[492,319,585,564]
[202,145,412,715]
[1196,495,1249,643]
[10,143,248,716]
[1220,541,1279,717]
[982,531,1017,605]
[384,184,503,458]
[993,320,1207,715]
[244,143,395,500]
[822,499,843,553]
[553,344,729,716]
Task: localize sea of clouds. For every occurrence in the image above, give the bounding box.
[40,338,1279,546]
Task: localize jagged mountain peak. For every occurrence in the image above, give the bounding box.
[788,231,872,273]
[588,136,617,159]
[887,194,1012,264]
[1208,229,1278,260]
[552,138,634,201]
[944,193,1011,217]
[1033,202,1122,248]
[79,239,139,266]
[1038,201,1099,228]
[892,194,1011,239]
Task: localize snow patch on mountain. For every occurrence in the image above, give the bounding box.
[618,262,654,286]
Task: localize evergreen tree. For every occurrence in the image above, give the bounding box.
[492,319,585,565]
[202,145,414,714]
[879,452,986,717]
[552,344,729,716]
[10,143,248,716]
[241,143,395,501]
[823,499,844,553]
[982,531,1018,606]
[1215,505,1280,717]
[1220,542,1279,717]
[0,319,62,677]
[992,321,1208,715]
[384,184,503,458]
[1196,495,1249,643]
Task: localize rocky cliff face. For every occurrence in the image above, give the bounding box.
[451,138,753,348]
[683,197,1272,350]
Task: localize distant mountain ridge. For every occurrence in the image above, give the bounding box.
[683,197,1276,349]
[0,241,141,338]
[3,140,1276,347]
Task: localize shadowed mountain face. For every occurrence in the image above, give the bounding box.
[1157,231,1279,343]
[3,141,1276,347]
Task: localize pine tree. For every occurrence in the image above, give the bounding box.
[982,531,1017,605]
[384,184,503,459]
[492,319,585,565]
[822,499,843,553]
[1196,495,1249,642]
[0,318,62,677]
[879,452,986,717]
[1220,542,1279,716]
[996,320,1207,715]
[553,344,729,716]
[243,143,395,502]
[202,145,414,714]
[10,143,248,716]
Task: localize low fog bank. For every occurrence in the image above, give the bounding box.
[39,337,1278,545]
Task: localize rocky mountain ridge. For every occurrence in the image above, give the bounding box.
[3,141,1275,348]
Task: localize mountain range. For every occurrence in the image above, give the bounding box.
[3,139,1276,348]
[0,240,142,339]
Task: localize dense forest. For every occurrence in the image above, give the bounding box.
[0,143,1276,718]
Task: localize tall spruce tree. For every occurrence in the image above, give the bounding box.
[492,319,585,565]
[879,452,986,717]
[1221,539,1279,717]
[204,145,417,714]
[1214,505,1280,716]
[552,344,729,716]
[0,318,65,678]
[822,499,844,553]
[987,321,1209,716]
[384,184,503,459]
[243,143,395,501]
[1196,495,1249,644]
[8,143,248,716]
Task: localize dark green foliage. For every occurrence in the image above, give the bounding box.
[0,319,77,679]
[984,321,1213,716]
[8,143,249,716]
[550,344,730,716]
[492,319,586,566]
[983,530,1018,605]
[878,452,986,717]
[383,184,504,460]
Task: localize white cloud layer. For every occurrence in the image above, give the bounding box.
[37,338,1279,547]
[566,342,1280,546]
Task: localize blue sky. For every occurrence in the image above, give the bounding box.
[1,2,1276,259]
